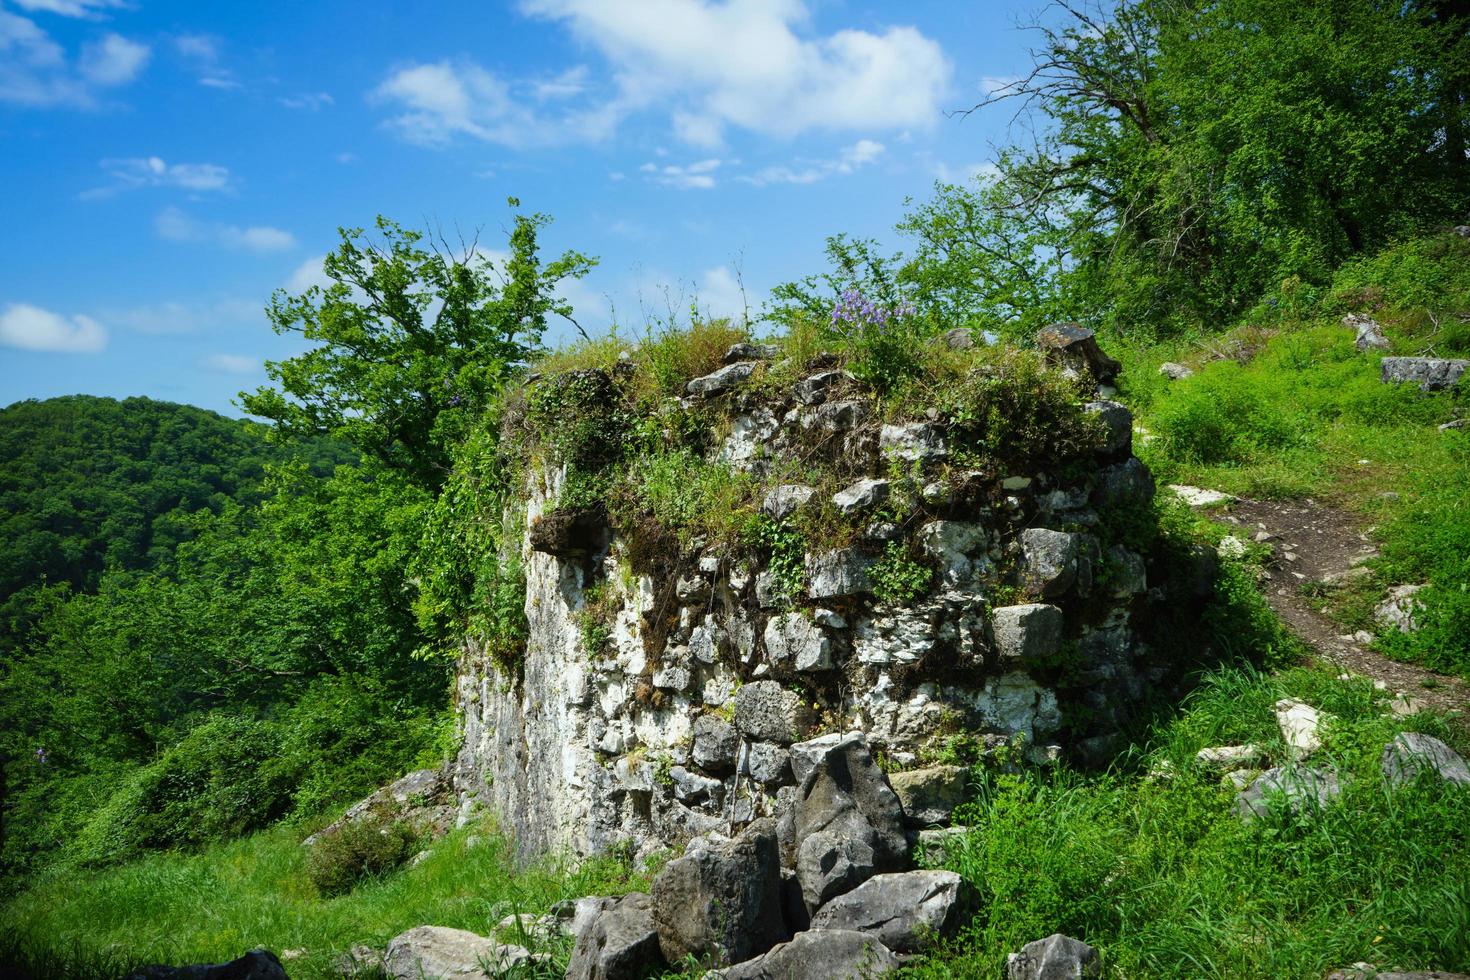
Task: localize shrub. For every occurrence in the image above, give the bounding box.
[74,715,293,865]
[869,540,933,605]
[306,810,416,896]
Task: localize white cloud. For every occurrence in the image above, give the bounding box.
[173,32,240,90]
[287,254,332,293]
[532,65,587,101]
[0,9,148,106]
[83,156,232,198]
[642,157,722,190]
[200,353,259,375]
[520,0,950,145]
[106,297,262,334]
[932,159,1000,184]
[10,0,126,18]
[740,138,885,186]
[280,91,333,110]
[155,206,297,252]
[695,265,747,321]
[0,302,107,353]
[78,33,149,85]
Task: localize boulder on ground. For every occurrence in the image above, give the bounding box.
[383,925,530,979]
[1194,744,1267,773]
[1376,584,1427,633]
[688,361,757,396]
[565,892,665,980]
[1006,933,1102,980]
[303,768,454,847]
[1083,400,1132,457]
[1036,323,1121,386]
[1234,766,1343,822]
[1159,361,1194,380]
[1381,732,1470,788]
[787,734,909,911]
[711,929,900,979]
[1327,968,1470,980]
[1380,356,1468,391]
[1344,313,1390,351]
[887,766,967,827]
[651,819,786,967]
[808,869,965,952]
[123,949,288,980]
[1274,698,1324,762]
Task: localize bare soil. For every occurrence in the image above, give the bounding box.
[1217,496,1470,723]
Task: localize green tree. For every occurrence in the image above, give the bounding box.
[242,203,596,488]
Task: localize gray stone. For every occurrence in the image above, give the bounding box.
[914,826,969,866]
[1376,584,1426,633]
[651,819,785,967]
[745,742,793,784]
[1106,545,1147,597]
[790,734,909,910]
[1327,969,1470,980]
[1194,744,1267,772]
[754,570,786,609]
[1275,698,1324,761]
[1344,313,1390,351]
[713,929,899,980]
[692,715,739,774]
[809,869,965,952]
[887,766,967,827]
[1381,356,1469,391]
[763,484,816,520]
[944,327,977,350]
[804,398,870,432]
[669,765,724,805]
[1006,933,1102,980]
[794,370,846,405]
[1234,766,1343,822]
[123,950,288,980]
[991,603,1064,666]
[724,343,779,364]
[1020,528,1080,598]
[1083,400,1132,457]
[1381,732,1470,788]
[806,549,872,599]
[764,612,834,672]
[566,892,665,980]
[1093,458,1155,507]
[304,767,453,848]
[675,574,711,604]
[833,478,891,514]
[918,521,987,590]
[790,732,852,785]
[689,619,730,665]
[687,361,757,396]
[879,422,947,462]
[1036,322,1121,386]
[735,681,815,744]
[1159,361,1194,380]
[383,926,530,979]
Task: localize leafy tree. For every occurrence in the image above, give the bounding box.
[243,203,596,488]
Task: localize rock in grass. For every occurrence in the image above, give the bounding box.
[1327,968,1470,980]
[1344,312,1390,351]
[808,869,965,952]
[1035,322,1121,386]
[565,892,665,980]
[1381,732,1470,788]
[1194,744,1267,772]
[687,361,757,396]
[1376,584,1427,633]
[1006,933,1102,979]
[383,926,532,979]
[1159,361,1194,380]
[1234,765,1343,822]
[711,929,900,979]
[1380,356,1469,392]
[887,765,967,827]
[1274,698,1324,762]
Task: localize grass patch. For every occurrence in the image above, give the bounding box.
[0,819,652,979]
[905,665,1470,979]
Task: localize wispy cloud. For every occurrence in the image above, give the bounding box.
[280,91,333,110]
[104,297,263,335]
[174,33,240,90]
[0,302,107,353]
[155,206,297,253]
[640,157,722,190]
[0,8,149,107]
[10,0,126,19]
[740,139,885,186]
[200,353,259,375]
[83,156,233,199]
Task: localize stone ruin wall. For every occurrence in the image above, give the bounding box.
[451,335,1208,861]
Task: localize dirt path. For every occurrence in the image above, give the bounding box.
[1212,496,1470,722]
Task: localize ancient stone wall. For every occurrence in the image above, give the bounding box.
[453,336,1205,860]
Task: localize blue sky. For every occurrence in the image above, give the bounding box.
[1,0,1037,416]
